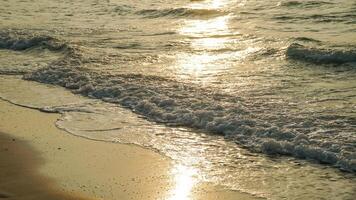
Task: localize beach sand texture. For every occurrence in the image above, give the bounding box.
[0,100,258,200]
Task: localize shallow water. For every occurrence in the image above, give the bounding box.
[1,76,356,199]
[1,0,356,199]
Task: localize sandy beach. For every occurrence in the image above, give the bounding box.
[0,99,259,200]
[0,132,93,200]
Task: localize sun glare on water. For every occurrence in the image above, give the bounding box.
[189,0,231,9]
[167,164,199,200]
[176,10,232,78]
[179,15,231,38]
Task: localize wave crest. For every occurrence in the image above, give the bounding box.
[0,31,69,51]
[286,43,356,64]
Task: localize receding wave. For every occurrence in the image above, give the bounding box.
[0,31,69,51]
[23,58,356,172]
[136,7,227,18]
[286,43,356,64]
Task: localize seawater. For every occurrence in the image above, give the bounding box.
[0,0,356,199]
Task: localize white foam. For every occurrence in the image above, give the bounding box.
[25,65,356,172]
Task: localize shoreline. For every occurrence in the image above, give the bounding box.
[0,99,259,200]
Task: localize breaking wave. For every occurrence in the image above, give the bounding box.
[292,37,322,43]
[23,58,356,172]
[1,29,355,172]
[286,43,356,64]
[0,31,70,51]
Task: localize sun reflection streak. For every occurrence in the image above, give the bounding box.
[179,15,231,37]
[175,0,240,80]
[192,37,229,49]
[189,0,230,9]
[176,14,231,78]
[167,164,199,200]
[176,53,220,76]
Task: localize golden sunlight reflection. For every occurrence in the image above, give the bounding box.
[179,15,231,37]
[192,37,229,50]
[176,16,232,78]
[189,0,230,9]
[174,0,252,81]
[176,47,260,78]
[173,0,235,79]
[176,53,221,76]
[167,164,199,200]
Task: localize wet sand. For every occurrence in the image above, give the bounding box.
[0,99,259,200]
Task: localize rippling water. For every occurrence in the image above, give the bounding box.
[1,0,356,199]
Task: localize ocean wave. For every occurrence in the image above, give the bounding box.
[273,12,356,24]
[278,1,334,8]
[286,43,356,64]
[0,31,69,51]
[1,28,355,172]
[136,7,227,18]
[23,62,356,172]
[292,37,322,43]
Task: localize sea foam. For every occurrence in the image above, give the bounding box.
[24,63,356,172]
[2,30,355,172]
[0,31,68,51]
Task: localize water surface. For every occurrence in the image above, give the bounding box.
[1,0,356,199]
